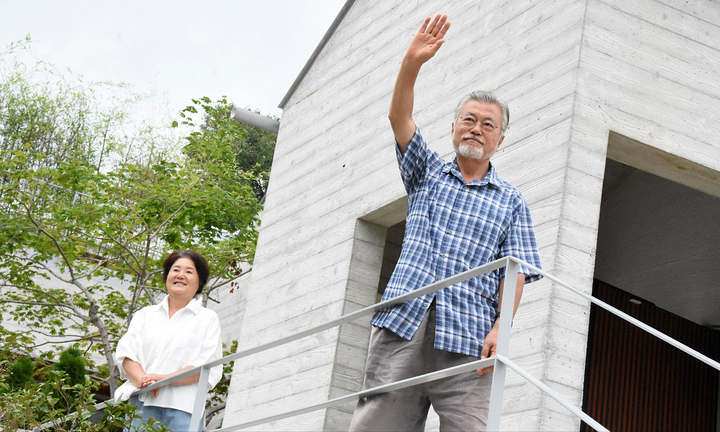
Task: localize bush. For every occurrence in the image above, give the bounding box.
[0,374,169,431]
[4,356,36,391]
[54,348,87,386]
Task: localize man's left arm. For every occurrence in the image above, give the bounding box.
[478,273,526,375]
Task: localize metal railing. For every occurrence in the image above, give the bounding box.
[218,258,609,431]
[33,256,720,431]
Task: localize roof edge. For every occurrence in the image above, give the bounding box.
[278,0,357,109]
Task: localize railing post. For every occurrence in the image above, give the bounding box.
[487,258,519,431]
[189,365,211,432]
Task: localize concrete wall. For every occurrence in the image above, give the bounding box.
[223,0,720,430]
[207,266,252,350]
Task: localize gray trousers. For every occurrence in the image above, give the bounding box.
[350,303,491,431]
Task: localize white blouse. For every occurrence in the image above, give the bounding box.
[114,296,223,413]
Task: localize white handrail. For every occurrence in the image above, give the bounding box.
[124,257,510,431]
[204,256,719,431]
[35,256,720,431]
[520,260,720,373]
[496,354,609,432]
[229,358,495,430]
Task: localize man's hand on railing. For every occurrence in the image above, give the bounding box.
[478,325,499,375]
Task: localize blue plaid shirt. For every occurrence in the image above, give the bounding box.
[371,127,542,357]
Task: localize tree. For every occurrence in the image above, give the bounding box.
[178,96,277,201]
[0,40,267,404]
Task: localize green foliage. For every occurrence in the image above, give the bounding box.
[0,40,267,409]
[178,96,277,200]
[0,354,90,430]
[0,347,172,431]
[0,374,168,431]
[54,348,87,387]
[4,356,36,391]
[206,339,238,425]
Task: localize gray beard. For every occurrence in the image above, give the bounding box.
[453,142,495,160]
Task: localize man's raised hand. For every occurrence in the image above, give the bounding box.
[389,14,451,149]
[405,14,451,66]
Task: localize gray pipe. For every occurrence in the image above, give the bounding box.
[230,105,280,134]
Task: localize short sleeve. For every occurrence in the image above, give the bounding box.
[114,309,146,379]
[191,310,224,389]
[498,194,543,283]
[396,126,430,195]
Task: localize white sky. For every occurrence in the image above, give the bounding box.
[1,0,347,119]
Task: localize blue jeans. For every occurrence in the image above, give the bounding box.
[128,396,203,431]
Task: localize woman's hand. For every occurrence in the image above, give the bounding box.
[137,366,199,397]
[139,373,166,397]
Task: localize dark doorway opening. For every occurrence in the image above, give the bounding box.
[581,280,720,431]
[376,220,405,302]
[586,148,720,431]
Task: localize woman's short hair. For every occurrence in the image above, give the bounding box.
[162,250,210,296]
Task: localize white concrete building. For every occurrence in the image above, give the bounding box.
[221,0,720,430]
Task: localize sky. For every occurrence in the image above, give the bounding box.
[1,0,347,119]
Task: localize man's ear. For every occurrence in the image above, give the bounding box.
[497,135,505,148]
[451,122,455,135]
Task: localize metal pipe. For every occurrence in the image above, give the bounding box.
[225,357,495,431]
[487,258,518,430]
[189,366,212,431]
[42,255,715,431]
[519,260,720,372]
[230,105,280,134]
[203,258,509,369]
[497,354,610,432]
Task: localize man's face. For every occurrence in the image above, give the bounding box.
[451,101,505,160]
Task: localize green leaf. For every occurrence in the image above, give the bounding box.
[1,49,269,422]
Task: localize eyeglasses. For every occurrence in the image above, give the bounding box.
[458,114,499,133]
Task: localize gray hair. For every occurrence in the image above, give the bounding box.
[454,91,510,134]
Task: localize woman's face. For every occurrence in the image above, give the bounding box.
[166,257,200,299]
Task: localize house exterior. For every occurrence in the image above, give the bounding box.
[221,0,720,430]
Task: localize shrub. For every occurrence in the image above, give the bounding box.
[4,356,36,391]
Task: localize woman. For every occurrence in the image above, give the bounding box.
[114,250,223,431]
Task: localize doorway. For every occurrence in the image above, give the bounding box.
[584,135,720,430]
[581,280,720,431]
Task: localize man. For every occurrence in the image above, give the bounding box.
[349,14,543,431]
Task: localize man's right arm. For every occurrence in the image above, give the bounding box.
[389,14,451,152]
